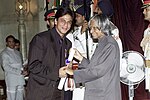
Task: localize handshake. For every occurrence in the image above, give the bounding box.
[59,65,73,78]
[59,48,83,78]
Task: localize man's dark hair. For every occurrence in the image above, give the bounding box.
[5,35,15,42]
[15,39,20,45]
[55,7,75,21]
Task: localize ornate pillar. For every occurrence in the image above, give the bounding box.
[18,8,27,62]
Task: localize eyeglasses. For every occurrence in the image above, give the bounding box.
[59,18,72,26]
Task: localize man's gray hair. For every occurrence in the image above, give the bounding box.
[89,14,112,36]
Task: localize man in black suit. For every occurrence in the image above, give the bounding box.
[26,7,75,100]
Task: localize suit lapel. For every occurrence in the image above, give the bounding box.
[49,30,58,56]
[91,36,108,60]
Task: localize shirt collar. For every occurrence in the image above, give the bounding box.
[6,47,14,51]
[52,28,66,45]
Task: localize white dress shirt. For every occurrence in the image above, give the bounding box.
[67,26,97,59]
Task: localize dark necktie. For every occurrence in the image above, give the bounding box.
[60,39,65,67]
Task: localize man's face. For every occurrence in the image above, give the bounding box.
[94,6,102,15]
[15,43,20,51]
[47,17,55,29]
[6,37,15,49]
[75,13,85,26]
[55,14,72,37]
[89,19,103,39]
[143,6,150,21]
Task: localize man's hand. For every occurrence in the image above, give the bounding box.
[21,70,28,76]
[73,48,83,62]
[65,67,74,75]
[140,34,150,51]
[81,20,88,34]
[59,66,67,78]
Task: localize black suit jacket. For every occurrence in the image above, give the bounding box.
[26,28,72,100]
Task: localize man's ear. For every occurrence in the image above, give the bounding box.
[83,16,85,20]
[46,20,50,25]
[54,19,57,26]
